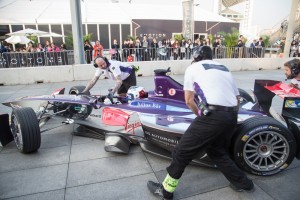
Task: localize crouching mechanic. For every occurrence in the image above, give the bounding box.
[82,56,137,99]
[284,58,300,90]
[147,46,254,199]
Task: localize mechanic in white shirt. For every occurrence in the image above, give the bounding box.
[147,46,254,199]
[284,58,300,90]
[82,56,137,98]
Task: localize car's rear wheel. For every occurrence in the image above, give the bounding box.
[234,116,296,176]
[69,86,92,119]
[238,88,253,105]
[11,107,41,153]
[69,86,90,95]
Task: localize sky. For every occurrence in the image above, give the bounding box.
[232,0,292,31]
[112,0,293,32]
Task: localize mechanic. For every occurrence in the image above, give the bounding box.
[284,58,300,90]
[147,46,254,199]
[82,56,137,98]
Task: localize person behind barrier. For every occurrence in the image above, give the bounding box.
[147,46,254,200]
[82,56,137,98]
[284,58,300,90]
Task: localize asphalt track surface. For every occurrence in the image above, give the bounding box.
[0,69,299,200]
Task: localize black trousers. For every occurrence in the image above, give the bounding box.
[117,70,136,94]
[166,110,253,189]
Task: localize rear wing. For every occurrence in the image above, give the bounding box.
[254,80,300,119]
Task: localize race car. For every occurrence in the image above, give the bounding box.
[0,68,299,176]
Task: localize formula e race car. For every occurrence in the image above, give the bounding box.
[1,68,300,176]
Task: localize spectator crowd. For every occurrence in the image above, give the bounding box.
[0,33,297,68]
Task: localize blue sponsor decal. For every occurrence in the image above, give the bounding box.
[131,101,166,110]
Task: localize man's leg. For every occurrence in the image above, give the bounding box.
[206,112,254,191]
[148,114,227,198]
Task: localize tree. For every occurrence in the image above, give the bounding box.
[218,27,239,47]
[83,33,93,42]
[218,27,240,58]
[65,33,93,50]
[65,33,74,49]
[261,35,270,47]
[174,34,184,42]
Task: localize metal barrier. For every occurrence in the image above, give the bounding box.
[0,47,268,68]
[0,50,74,68]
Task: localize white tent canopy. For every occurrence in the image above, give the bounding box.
[0,0,234,24]
[5,35,32,44]
[7,28,48,36]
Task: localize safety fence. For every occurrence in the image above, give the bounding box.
[0,47,270,68]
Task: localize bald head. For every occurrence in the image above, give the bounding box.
[94,57,108,69]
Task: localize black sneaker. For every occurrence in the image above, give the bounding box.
[229,183,255,193]
[147,181,173,200]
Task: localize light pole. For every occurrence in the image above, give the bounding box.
[182,0,194,40]
[70,0,85,64]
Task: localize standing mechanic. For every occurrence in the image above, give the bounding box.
[284,58,300,90]
[82,56,137,98]
[147,46,254,199]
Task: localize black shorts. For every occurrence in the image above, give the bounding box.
[117,70,136,94]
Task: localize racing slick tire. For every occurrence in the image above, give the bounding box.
[238,88,253,105]
[69,86,90,95]
[68,85,92,119]
[233,116,296,176]
[10,107,41,153]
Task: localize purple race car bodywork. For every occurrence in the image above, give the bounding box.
[1,68,300,176]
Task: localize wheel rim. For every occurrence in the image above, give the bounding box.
[243,131,290,172]
[10,114,23,151]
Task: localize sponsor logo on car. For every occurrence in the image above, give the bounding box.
[125,121,142,133]
[131,101,166,109]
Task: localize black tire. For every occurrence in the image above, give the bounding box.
[238,88,253,105]
[69,85,90,95]
[68,85,92,119]
[233,116,296,176]
[10,107,41,153]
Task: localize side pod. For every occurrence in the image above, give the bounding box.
[0,113,13,146]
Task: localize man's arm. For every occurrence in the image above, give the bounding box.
[111,75,123,94]
[184,90,199,116]
[82,75,100,94]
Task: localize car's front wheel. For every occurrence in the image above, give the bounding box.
[233,116,296,176]
[11,107,41,153]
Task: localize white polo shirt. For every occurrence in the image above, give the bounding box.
[95,60,133,80]
[291,78,300,88]
[184,60,239,107]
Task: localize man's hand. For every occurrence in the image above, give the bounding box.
[106,91,114,103]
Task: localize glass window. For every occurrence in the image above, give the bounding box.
[52,37,63,46]
[82,24,86,36]
[63,24,73,49]
[11,25,23,32]
[51,24,62,34]
[37,25,49,32]
[63,24,72,36]
[99,24,109,49]
[25,24,37,30]
[39,37,51,46]
[87,24,97,42]
[0,25,9,36]
[110,24,120,46]
[121,24,130,42]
